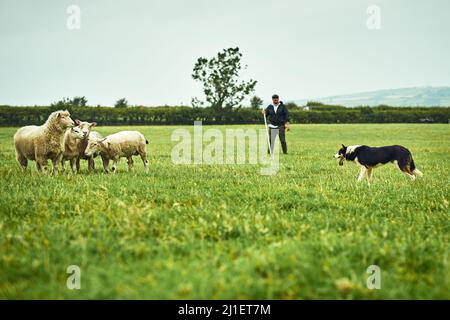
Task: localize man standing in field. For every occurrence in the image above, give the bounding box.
[262,94,290,154]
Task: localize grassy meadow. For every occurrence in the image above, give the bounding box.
[0,123,449,299]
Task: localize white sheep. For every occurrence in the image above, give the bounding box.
[85,130,149,173]
[61,120,99,173]
[14,110,74,174]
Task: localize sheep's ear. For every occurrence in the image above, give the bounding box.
[90,122,97,127]
[74,119,81,126]
[98,138,108,147]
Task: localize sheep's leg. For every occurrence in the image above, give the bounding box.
[35,152,49,174]
[111,158,120,174]
[37,159,48,174]
[69,158,77,174]
[127,157,134,172]
[35,152,43,173]
[76,157,81,174]
[61,159,66,173]
[102,157,110,173]
[140,152,149,173]
[88,157,95,173]
[51,158,60,175]
[54,153,64,175]
[16,153,28,171]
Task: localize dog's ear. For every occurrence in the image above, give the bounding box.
[342,144,346,149]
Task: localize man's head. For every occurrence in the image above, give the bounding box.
[272,94,279,105]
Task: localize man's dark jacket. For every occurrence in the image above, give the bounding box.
[264,102,290,127]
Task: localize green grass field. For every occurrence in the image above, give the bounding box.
[0,124,449,299]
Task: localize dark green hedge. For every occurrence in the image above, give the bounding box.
[0,105,449,126]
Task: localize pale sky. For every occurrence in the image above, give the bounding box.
[1,0,449,106]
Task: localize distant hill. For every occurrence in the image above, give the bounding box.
[293,87,450,107]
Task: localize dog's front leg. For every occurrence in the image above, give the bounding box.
[357,166,367,182]
[366,167,373,186]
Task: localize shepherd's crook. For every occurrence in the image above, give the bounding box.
[263,109,272,155]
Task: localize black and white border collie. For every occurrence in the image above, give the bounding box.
[334,145,423,184]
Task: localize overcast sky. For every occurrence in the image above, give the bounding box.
[1,0,449,106]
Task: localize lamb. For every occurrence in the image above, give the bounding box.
[61,120,99,173]
[85,130,149,174]
[14,110,74,174]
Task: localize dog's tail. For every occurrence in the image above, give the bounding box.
[410,159,423,177]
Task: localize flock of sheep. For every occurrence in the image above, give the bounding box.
[13,110,149,174]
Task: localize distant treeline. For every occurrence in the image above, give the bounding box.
[0,103,449,126]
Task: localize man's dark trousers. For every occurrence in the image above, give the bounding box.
[269,126,287,154]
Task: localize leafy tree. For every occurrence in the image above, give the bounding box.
[306,101,324,107]
[285,102,299,110]
[71,96,88,107]
[192,47,257,110]
[51,97,71,108]
[306,101,345,111]
[250,96,263,109]
[114,98,128,108]
[191,97,204,108]
[51,96,87,108]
